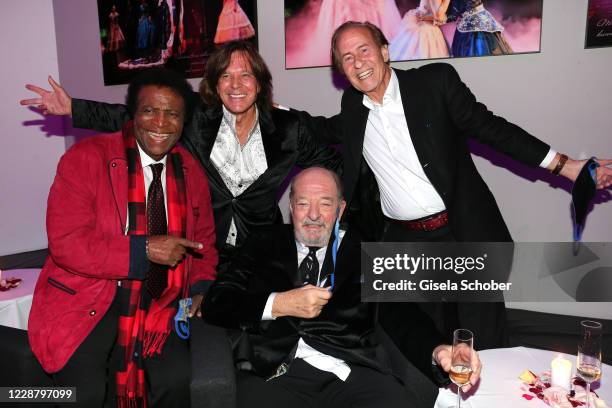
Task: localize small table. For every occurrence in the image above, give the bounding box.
[0,268,41,330]
[435,347,612,407]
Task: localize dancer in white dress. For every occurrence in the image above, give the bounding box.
[389,0,450,61]
[214,0,256,45]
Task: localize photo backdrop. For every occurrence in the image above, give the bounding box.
[97,0,258,85]
[285,0,542,69]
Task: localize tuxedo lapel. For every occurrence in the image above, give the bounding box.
[395,69,443,190]
[259,109,285,169]
[344,96,370,172]
[277,226,301,288]
[199,107,223,164]
[244,109,289,194]
[198,107,226,188]
[344,90,369,174]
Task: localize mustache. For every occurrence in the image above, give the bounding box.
[302,219,325,227]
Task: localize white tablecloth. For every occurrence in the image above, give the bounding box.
[436,347,611,408]
[0,268,40,330]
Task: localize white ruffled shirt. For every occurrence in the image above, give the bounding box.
[210,106,267,245]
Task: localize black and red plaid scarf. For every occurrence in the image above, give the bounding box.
[116,122,188,407]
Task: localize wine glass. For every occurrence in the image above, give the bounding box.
[576,320,602,407]
[449,329,474,408]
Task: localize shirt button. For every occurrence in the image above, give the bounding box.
[232,198,236,203]
[89,310,96,316]
[238,184,243,188]
[111,163,116,168]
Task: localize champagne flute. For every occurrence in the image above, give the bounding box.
[449,329,474,408]
[576,320,602,407]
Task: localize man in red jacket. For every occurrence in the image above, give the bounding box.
[28,68,218,408]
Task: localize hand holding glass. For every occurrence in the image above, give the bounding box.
[450,329,474,408]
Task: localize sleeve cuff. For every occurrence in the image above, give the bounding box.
[539,148,557,168]
[71,99,85,128]
[262,293,277,320]
[189,280,213,296]
[128,235,148,280]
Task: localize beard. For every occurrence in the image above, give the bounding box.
[294,220,332,247]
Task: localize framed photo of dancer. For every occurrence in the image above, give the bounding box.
[585,0,612,48]
[97,0,258,85]
[284,0,543,69]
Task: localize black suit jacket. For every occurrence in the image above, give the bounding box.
[72,98,341,248]
[203,225,444,386]
[302,64,550,242]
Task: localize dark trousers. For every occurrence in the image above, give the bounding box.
[380,221,508,351]
[237,359,410,408]
[52,292,190,408]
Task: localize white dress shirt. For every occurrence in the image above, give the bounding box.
[210,105,268,245]
[262,231,351,381]
[362,70,556,221]
[124,144,168,234]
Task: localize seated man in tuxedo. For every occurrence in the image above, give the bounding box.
[204,167,481,408]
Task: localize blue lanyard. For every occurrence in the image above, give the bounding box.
[330,218,340,291]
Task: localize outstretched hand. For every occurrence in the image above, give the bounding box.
[561,158,612,189]
[594,159,612,189]
[20,75,72,116]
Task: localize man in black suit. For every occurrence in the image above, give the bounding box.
[300,21,612,350]
[204,167,482,408]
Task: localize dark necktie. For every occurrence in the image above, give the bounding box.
[298,246,320,286]
[146,163,168,299]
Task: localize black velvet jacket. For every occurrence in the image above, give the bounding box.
[203,225,445,391]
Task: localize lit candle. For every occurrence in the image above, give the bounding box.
[551,354,572,390]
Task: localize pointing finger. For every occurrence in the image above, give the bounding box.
[177,238,203,250]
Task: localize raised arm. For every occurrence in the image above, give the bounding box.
[20,75,131,132]
[71,99,131,133]
[291,108,344,145]
[21,76,72,115]
[439,64,612,187]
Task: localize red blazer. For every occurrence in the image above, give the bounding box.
[28,132,218,373]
